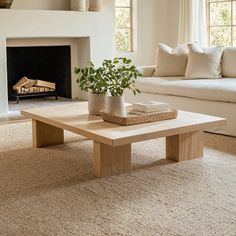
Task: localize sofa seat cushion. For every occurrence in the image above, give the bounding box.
[135,77,236,103]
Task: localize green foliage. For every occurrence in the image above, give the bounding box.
[102,57,142,96]
[74,62,107,95]
[74,58,142,97]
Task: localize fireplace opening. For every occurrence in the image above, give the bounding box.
[7,45,72,101]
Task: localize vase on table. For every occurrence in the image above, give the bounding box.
[106,95,126,117]
[88,93,106,116]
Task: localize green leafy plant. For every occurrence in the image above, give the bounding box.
[74,62,107,95]
[103,57,141,96]
[75,57,142,96]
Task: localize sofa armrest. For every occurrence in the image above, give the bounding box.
[137,65,156,77]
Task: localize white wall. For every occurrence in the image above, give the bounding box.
[10,0,174,66]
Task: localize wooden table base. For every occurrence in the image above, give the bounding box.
[32,120,64,148]
[32,120,204,177]
[93,141,132,178]
[166,131,204,162]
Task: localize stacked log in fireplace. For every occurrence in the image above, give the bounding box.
[13,77,57,103]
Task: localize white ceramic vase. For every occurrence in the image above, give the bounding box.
[106,95,126,117]
[71,0,87,11]
[88,93,106,115]
[89,0,103,11]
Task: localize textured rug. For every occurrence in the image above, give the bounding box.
[0,122,236,236]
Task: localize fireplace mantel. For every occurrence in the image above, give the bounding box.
[0,9,114,115]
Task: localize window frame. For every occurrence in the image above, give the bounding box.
[115,0,134,52]
[207,0,236,46]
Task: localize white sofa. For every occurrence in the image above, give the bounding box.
[125,47,236,137]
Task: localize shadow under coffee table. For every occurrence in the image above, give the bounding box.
[21,102,226,178]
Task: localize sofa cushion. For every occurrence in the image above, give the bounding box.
[135,77,236,103]
[222,47,236,77]
[137,65,156,77]
[153,43,188,77]
[185,44,223,79]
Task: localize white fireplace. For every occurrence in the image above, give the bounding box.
[0,9,114,115]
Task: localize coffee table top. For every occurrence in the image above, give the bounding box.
[21,102,227,146]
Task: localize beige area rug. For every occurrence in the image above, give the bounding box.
[0,122,236,236]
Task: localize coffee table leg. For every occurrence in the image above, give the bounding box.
[32,120,64,148]
[166,131,204,162]
[93,141,132,177]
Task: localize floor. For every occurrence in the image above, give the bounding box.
[0,122,235,235]
[0,99,235,235]
[0,97,79,125]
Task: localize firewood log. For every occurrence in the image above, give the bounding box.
[35,80,56,90]
[13,76,36,90]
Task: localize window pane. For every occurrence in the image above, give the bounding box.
[233,27,236,46]
[116,29,131,51]
[234,1,236,24]
[210,27,231,46]
[210,2,231,26]
[115,8,131,28]
[115,0,130,7]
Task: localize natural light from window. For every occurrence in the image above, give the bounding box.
[115,0,133,52]
[208,0,236,46]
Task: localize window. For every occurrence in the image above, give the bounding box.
[208,0,236,46]
[115,0,133,52]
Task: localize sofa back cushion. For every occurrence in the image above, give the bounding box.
[185,44,223,79]
[153,43,188,77]
[222,47,236,77]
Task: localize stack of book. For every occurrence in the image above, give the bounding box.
[131,101,170,115]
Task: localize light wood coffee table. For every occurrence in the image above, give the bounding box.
[21,102,226,177]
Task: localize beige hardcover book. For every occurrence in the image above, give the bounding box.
[35,80,56,90]
[133,101,170,113]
